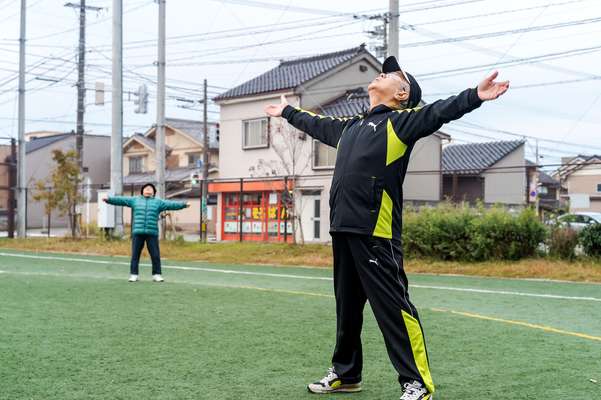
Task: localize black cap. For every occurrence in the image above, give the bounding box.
[382,56,422,109]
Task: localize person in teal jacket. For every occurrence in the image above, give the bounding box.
[104,183,189,282]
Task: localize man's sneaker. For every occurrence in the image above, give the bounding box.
[128,274,139,282]
[152,274,164,282]
[307,367,362,394]
[400,380,432,400]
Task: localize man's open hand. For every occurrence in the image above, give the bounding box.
[478,71,509,101]
[264,94,289,117]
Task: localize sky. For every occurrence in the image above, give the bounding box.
[0,0,600,168]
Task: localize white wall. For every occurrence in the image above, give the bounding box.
[483,145,526,205]
[403,134,443,201]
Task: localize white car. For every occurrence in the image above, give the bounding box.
[557,212,601,232]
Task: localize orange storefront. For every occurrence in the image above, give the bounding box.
[208,179,294,242]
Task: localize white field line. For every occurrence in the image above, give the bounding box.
[4,268,600,343]
[1,252,600,303]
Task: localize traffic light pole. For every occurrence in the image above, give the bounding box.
[201,79,209,242]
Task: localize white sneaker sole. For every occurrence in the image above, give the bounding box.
[307,384,362,394]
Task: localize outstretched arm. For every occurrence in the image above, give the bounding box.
[393,71,509,144]
[265,95,354,148]
[160,199,189,211]
[104,196,134,208]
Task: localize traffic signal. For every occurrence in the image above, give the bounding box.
[190,172,200,185]
[134,84,148,114]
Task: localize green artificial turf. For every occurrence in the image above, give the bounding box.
[0,249,599,399]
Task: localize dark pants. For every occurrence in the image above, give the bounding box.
[130,234,162,275]
[331,233,435,394]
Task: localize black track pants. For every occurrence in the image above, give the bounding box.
[130,234,161,275]
[330,232,435,393]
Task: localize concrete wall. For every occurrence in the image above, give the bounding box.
[403,135,444,201]
[483,145,526,205]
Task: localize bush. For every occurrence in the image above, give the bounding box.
[580,223,601,258]
[403,204,546,262]
[469,207,546,261]
[403,204,473,260]
[547,227,579,260]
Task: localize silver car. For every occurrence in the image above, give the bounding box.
[557,212,601,232]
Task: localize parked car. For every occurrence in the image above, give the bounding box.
[556,212,601,232]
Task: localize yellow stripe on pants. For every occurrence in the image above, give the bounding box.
[402,310,435,394]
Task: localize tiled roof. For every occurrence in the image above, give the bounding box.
[123,167,198,185]
[26,133,71,154]
[124,133,169,151]
[213,45,370,101]
[539,171,560,186]
[320,88,369,116]
[165,118,219,150]
[443,140,525,174]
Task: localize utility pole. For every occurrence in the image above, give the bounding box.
[111,0,124,235]
[388,0,399,58]
[65,3,102,170]
[17,0,26,238]
[201,79,209,242]
[156,0,166,238]
[76,1,86,171]
[365,14,388,59]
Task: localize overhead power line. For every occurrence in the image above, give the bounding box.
[416,44,601,80]
[399,16,601,48]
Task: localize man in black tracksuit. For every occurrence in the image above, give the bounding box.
[265,56,509,400]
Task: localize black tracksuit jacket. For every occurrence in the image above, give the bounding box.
[282,87,483,242]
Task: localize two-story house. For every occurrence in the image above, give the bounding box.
[121,117,219,234]
[442,140,528,205]
[554,155,601,212]
[25,132,110,230]
[213,45,449,243]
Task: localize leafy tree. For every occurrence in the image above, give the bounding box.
[34,150,83,237]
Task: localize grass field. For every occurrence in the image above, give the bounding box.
[1,249,600,399]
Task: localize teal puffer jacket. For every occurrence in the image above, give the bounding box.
[106,195,186,236]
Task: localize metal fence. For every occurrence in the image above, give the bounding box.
[9,176,295,243]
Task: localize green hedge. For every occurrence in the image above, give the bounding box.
[580,223,601,258]
[402,204,546,261]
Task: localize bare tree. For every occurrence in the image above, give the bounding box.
[248,119,313,243]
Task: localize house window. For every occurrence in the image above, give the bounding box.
[129,156,144,174]
[188,152,202,167]
[313,140,337,169]
[242,118,269,149]
[597,183,601,193]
